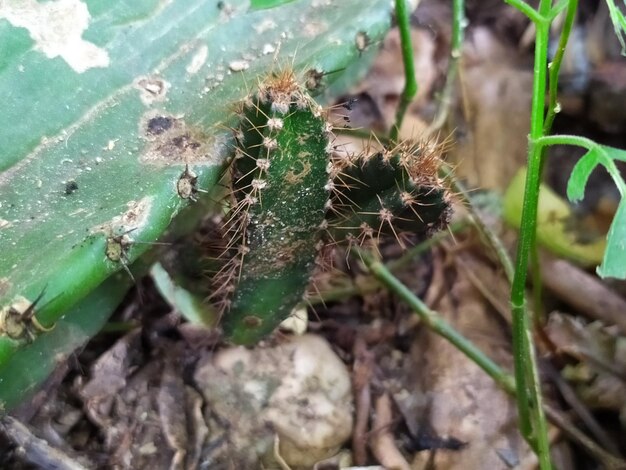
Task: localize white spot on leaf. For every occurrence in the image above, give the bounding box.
[0,0,110,73]
[262,43,275,55]
[228,60,249,72]
[186,44,208,75]
[134,76,170,105]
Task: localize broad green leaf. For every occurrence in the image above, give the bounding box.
[0,268,137,411]
[0,0,391,363]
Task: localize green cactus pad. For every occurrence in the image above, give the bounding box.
[326,140,450,244]
[217,71,331,344]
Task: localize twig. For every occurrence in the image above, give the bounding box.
[541,256,626,335]
[371,393,411,470]
[543,405,626,469]
[354,248,626,468]
[428,0,466,133]
[0,416,88,470]
[352,336,374,465]
[390,0,418,143]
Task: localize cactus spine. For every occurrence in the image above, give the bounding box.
[326,140,450,247]
[212,72,450,345]
[215,70,332,345]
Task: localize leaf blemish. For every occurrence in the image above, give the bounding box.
[0,0,110,73]
[134,76,170,105]
[140,112,225,166]
[186,44,209,75]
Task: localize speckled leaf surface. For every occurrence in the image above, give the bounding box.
[0,0,391,358]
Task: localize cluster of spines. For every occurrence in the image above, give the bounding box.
[322,138,450,251]
[209,69,333,344]
[206,68,450,344]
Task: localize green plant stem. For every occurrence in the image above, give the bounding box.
[390,0,417,143]
[387,221,467,270]
[356,249,626,468]
[537,134,597,148]
[429,0,465,132]
[543,0,578,135]
[547,0,570,21]
[509,0,553,467]
[532,0,578,329]
[356,248,517,393]
[503,0,545,23]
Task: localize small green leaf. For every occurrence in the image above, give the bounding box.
[601,143,626,162]
[567,145,626,203]
[563,141,626,279]
[606,0,626,55]
[151,262,216,327]
[597,199,626,279]
[567,149,599,203]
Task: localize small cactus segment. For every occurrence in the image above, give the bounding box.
[218,71,331,345]
[326,140,450,246]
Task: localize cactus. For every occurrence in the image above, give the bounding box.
[325,140,451,246]
[214,69,332,344]
[0,0,392,409]
[215,83,451,344]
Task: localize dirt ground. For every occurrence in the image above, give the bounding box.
[2,0,626,469]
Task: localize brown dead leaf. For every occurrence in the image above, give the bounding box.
[353,27,438,135]
[449,27,532,190]
[545,312,626,424]
[402,249,536,469]
[158,359,188,470]
[79,329,144,429]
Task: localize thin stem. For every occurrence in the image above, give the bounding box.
[532,0,578,328]
[441,165,514,283]
[530,246,545,326]
[429,0,466,132]
[543,0,578,135]
[538,134,603,149]
[547,0,570,21]
[390,0,418,143]
[509,0,553,466]
[356,249,626,468]
[503,0,545,24]
[356,248,517,394]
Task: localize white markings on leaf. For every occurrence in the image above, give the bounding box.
[0,0,110,73]
[186,44,208,75]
